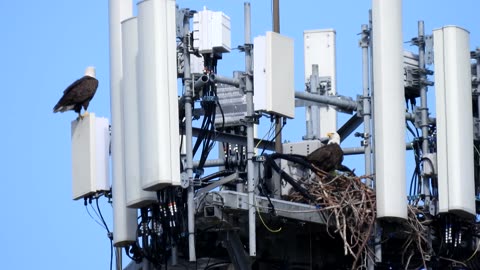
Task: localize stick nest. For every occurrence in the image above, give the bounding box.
[283,167,429,269]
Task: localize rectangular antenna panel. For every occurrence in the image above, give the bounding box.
[303,29,337,137]
[254,31,295,118]
[137,0,181,191]
[71,113,110,200]
[193,8,231,53]
[434,26,475,217]
[121,17,157,208]
[372,0,407,220]
[109,0,137,247]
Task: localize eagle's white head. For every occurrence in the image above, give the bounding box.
[327,132,341,145]
[84,66,96,78]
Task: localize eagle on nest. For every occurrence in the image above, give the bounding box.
[306,132,353,174]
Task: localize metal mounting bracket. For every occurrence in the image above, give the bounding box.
[425,35,434,66]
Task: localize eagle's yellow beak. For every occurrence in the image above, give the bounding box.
[326,132,334,138]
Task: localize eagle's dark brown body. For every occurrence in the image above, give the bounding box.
[306,142,344,172]
[53,75,98,116]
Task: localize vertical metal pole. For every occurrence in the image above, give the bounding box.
[369,9,382,266]
[369,10,376,180]
[418,21,431,205]
[272,0,283,153]
[360,24,372,186]
[115,247,122,270]
[272,0,280,33]
[245,2,256,257]
[183,14,196,262]
[361,22,375,270]
[477,48,480,79]
[477,49,480,120]
[417,27,434,266]
[477,49,480,185]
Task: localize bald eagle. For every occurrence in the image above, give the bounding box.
[306,132,348,173]
[53,66,98,120]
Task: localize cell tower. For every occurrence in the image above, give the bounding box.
[67,0,480,269]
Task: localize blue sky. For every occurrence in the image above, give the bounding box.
[0,0,478,269]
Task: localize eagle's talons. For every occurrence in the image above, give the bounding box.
[77,111,89,121]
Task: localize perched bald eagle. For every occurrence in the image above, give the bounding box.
[306,132,347,173]
[53,66,98,120]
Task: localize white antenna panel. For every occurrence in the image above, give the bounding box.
[253,31,295,118]
[372,0,407,220]
[433,26,476,217]
[303,29,337,137]
[121,17,157,208]
[193,8,231,53]
[137,0,181,191]
[71,113,110,200]
[109,0,137,247]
